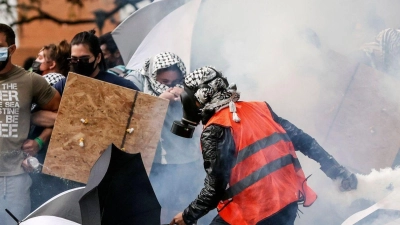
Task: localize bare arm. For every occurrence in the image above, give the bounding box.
[31,110,58,127]
[31,88,61,127]
[22,128,53,156]
[40,90,61,112]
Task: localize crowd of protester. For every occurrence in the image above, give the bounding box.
[1,17,400,225]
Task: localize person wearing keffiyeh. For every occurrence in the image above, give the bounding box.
[126,52,204,223]
[357,28,400,76]
[170,66,357,225]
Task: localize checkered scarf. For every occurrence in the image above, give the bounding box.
[43,72,65,86]
[140,52,186,96]
[185,66,240,121]
[362,28,400,74]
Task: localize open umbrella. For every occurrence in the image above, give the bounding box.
[79,144,161,225]
[5,187,84,225]
[112,0,201,72]
[112,0,189,67]
[20,216,80,225]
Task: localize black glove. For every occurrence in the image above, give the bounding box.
[320,158,358,191]
[340,173,357,191]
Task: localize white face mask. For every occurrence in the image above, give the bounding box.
[0,47,10,62]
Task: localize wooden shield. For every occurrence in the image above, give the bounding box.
[42,73,169,183]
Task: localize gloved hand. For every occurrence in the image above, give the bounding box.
[320,158,357,191]
[339,173,357,191]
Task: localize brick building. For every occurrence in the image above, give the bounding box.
[8,0,138,67]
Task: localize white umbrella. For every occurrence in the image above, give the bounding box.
[20,187,84,224]
[112,0,190,67]
[20,216,80,225]
[112,0,201,72]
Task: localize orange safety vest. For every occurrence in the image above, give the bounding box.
[204,101,317,225]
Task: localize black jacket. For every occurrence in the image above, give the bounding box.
[182,103,351,224]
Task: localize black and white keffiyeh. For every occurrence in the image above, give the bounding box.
[140,52,186,96]
[185,66,241,122]
[43,72,65,86]
[362,28,400,74]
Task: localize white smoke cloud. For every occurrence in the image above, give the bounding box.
[191,0,400,224]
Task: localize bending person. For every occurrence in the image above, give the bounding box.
[169,66,358,225]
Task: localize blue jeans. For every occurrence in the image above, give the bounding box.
[210,202,298,225]
[0,173,32,225]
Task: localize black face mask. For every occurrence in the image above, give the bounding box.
[31,61,43,75]
[70,60,97,76]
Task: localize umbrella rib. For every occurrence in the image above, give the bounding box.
[121,90,139,149]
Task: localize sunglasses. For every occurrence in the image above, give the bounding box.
[67,56,92,64]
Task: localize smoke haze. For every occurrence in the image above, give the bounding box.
[188,0,400,224]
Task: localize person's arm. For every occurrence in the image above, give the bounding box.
[29,75,61,127]
[22,74,61,170]
[31,73,61,113]
[266,102,357,191]
[21,128,53,156]
[30,93,59,127]
[39,90,61,112]
[31,110,58,127]
[181,125,234,224]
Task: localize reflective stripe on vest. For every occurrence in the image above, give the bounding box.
[235,133,291,166]
[223,153,300,200]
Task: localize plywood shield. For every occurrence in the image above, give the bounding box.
[42,73,168,183]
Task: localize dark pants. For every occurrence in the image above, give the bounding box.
[210,202,298,225]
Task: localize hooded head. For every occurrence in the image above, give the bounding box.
[184,66,240,115]
[171,66,240,138]
[141,52,186,96]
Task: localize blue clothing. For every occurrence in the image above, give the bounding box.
[53,71,139,95]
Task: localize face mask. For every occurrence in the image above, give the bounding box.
[31,61,43,75]
[0,47,10,71]
[70,60,97,76]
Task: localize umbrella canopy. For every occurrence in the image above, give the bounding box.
[20,216,80,225]
[112,0,201,72]
[20,187,84,224]
[112,0,189,66]
[79,144,161,225]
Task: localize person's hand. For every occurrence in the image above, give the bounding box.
[159,88,180,102]
[169,212,186,225]
[21,158,35,173]
[21,139,40,156]
[171,87,184,97]
[340,173,358,191]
